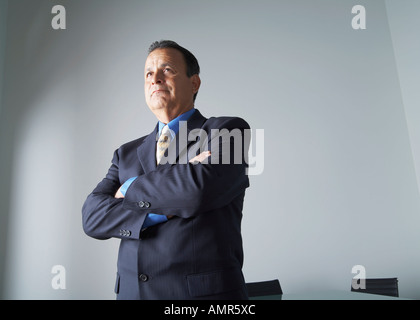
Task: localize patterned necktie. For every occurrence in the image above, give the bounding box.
[156,125,172,165]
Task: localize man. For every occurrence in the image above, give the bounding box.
[82,40,250,300]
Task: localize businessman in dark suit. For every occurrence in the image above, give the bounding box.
[82,40,250,300]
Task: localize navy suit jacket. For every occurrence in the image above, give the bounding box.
[82,110,250,300]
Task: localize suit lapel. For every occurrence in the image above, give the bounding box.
[172,109,208,165]
[137,124,159,173]
[185,109,207,132]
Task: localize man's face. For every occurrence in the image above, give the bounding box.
[144,48,200,122]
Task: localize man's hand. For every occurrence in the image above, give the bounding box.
[114,187,124,199]
[189,151,211,164]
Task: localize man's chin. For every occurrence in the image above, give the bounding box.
[149,104,168,111]
[148,96,170,108]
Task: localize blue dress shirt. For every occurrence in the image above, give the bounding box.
[120,108,196,230]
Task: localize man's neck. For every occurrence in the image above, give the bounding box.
[156,106,194,124]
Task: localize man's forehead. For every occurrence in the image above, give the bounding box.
[145,48,184,69]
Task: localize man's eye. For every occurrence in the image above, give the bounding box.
[164,68,171,73]
[146,72,152,78]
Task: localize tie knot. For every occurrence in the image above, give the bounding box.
[161,124,171,135]
[159,125,172,141]
[156,125,172,165]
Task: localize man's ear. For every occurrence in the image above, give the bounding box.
[191,74,201,94]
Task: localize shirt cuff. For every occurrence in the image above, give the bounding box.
[142,214,168,229]
[119,177,138,196]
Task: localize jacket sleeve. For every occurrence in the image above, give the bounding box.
[122,117,251,219]
[81,150,147,240]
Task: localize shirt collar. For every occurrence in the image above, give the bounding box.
[158,108,196,137]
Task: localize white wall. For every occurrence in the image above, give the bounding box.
[1,0,420,299]
[385,0,420,198]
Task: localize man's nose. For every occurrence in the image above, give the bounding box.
[151,71,164,85]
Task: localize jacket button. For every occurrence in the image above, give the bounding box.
[119,230,131,237]
[144,202,151,208]
[138,201,145,208]
[139,274,149,282]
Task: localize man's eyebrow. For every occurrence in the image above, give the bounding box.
[160,62,176,69]
[145,63,176,72]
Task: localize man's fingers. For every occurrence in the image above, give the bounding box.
[189,151,211,164]
[114,187,125,199]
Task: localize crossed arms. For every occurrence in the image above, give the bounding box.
[82,118,250,240]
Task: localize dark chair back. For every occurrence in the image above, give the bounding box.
[246,279,282,298]
[351,277,399,297]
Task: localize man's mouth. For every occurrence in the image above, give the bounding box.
[152,89,168,95]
